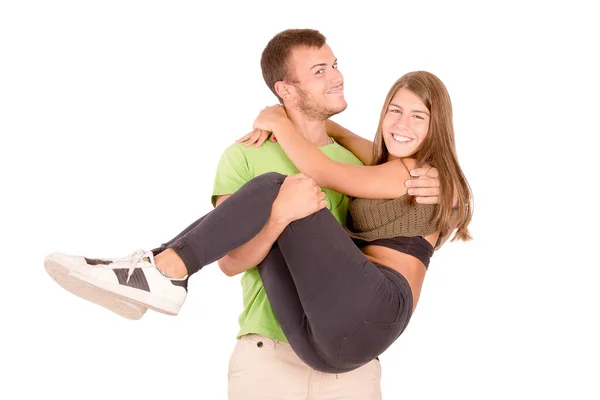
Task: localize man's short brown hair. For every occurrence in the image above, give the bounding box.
[261,29,327,102]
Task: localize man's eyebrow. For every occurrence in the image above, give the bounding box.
[389,103,430,115]
[310,59,338,70]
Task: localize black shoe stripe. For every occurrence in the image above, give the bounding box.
[170,279,188,292]
[85,257,112,266]
[112,268,150,292]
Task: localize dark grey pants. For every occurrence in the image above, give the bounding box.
[153,172,413,373]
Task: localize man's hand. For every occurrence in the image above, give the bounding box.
[405,166,440,205]
[271,174,328,225]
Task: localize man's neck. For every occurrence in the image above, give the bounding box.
[285,107,332,147]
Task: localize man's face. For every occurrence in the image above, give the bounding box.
[285,44,347,120]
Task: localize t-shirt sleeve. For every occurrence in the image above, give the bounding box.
[211,144,251,207]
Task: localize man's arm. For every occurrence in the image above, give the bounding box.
[211,144,284,277]
[215,195,288,276]
[215,174,327,276]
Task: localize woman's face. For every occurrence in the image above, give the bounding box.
[382,88,430,160]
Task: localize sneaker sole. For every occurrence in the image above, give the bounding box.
[44,258,180,317]
[45,259,147,320]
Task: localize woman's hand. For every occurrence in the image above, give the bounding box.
[236,129,274,147]
[236,105,288,147]
[253,105,290,132]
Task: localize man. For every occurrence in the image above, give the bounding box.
[45,29,443,399]
[206,29,443,399]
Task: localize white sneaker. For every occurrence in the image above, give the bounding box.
[44,249,188,318]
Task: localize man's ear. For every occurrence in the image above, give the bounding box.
[274,81,293,101]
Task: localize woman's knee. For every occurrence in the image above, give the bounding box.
[253,172,287,186]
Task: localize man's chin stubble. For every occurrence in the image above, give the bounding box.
[300,103,347,121]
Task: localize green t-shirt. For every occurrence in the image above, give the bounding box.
[212,139,363,343]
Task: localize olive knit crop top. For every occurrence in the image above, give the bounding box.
[345,195,439,267]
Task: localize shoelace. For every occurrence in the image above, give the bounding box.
[99,249,149,283]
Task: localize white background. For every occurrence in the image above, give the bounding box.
[1,1,599,399]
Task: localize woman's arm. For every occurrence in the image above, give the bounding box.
[269,119,410,199]
[325,119,374,165]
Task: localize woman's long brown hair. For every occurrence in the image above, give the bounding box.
[371,71,473,242]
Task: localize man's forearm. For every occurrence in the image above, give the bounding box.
[218,215,288,276]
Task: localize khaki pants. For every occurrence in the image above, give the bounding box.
[228,334,382,400]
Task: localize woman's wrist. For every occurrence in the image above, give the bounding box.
[272,119,294,135]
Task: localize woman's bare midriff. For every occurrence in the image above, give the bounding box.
[359,232,439,311]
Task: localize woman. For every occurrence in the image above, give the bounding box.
[45,71,472,373]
